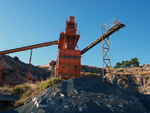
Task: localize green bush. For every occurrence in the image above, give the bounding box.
[13,77,62,107]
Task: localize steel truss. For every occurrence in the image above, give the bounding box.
[102,17,121,84]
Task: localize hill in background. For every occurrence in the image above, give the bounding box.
[0,55,50,85]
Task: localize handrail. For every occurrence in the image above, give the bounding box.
[106,17,120,29]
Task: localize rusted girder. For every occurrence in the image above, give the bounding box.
[0,40,58,55]
[0,55,5,80]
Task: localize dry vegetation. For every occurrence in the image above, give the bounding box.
[81,72,101,78]
[14,77,61,106]
[0,85,13,95]
[0,71,101,108]
[0,77,62,107]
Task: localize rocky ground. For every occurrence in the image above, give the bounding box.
[3,77,150,113]
[110,65,150,95]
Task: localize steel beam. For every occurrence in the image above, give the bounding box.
[0,40,58,55]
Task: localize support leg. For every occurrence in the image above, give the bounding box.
[27,49,33,83]
[0,55,5,80]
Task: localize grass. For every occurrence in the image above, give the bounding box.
[0,85,13,95]
[13,83,36,106]
[12,77,62,106]
[37,77,61,91]
[13,85,30,95]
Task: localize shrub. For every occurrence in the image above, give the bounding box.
[37,77,61,91]
[22,90,31,98]
[12,77,62,107]
[13,56,19,61]
[13,85,30,94]
[113,57,140,68]
[13,86,22,94]
[14,85,31,107]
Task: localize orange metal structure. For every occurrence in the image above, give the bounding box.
[0,41,58,84]
[55,16,81,79]
[0,16,125,85]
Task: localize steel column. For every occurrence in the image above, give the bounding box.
[102,24,112,84]
[0,55,5,80]
[27,49,33,83]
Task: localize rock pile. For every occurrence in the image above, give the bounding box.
[6,77,149,113]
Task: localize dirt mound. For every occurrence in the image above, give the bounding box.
[5,77,149,113]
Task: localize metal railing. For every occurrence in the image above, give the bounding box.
[102,17,120,33]
[59,28,81,35]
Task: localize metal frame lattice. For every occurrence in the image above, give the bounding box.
[102,25,111,83]
[102,17,120,83]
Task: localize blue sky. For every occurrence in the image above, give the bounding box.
[0,0,150,67]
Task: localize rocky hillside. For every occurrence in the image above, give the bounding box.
[1,64,150,113]
[0,55,50,85]
[0,57,102,85]
[110,66,150,95]
[81,65,150,95]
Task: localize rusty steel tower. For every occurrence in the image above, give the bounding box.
[55,16,81,79]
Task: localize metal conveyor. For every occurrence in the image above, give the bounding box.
[0,40,58,55]
[81,22,125,55]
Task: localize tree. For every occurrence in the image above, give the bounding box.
[131,57,139,67]
[121,60,126,68]
[113,62,121,68]
[125,60,131,67]
[113,57,140,68]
